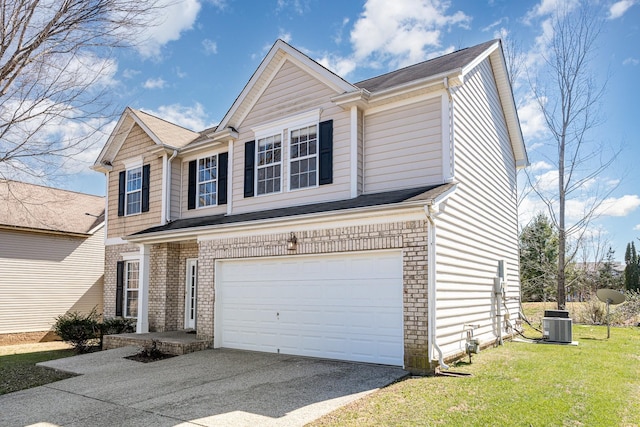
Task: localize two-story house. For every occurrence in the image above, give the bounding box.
[92,39,527,373]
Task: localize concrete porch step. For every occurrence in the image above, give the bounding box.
[103,331,211,355]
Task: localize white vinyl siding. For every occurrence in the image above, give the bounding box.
[170,159,181,220]
[231,59,351,214]
[364,96,442,193]
[433,58,520,359]
[0,228,104,334]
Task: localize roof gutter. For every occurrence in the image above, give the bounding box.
[124,194,444,245]
[422,182,457,371]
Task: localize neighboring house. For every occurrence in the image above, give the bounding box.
[92,39,527,373]
[0,180,105,344]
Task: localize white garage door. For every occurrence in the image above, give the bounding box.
[215,250,404,366]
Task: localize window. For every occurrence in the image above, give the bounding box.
[124,261,139,318]
[289,125,317,190]
[126,167,142,215]
[257,134,282,195]
[197,155,217,207]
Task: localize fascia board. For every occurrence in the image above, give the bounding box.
[93,108,135,167]
[125,199,435,245]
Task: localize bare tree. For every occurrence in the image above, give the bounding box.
[0,0,161,182]
[527,4,618,310]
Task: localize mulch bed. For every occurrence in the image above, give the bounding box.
[125,348,176,363]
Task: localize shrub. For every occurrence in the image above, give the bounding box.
[612,290,640,326]
[575,296,606,325]
[99,317,135,347]
[53,308,100,353]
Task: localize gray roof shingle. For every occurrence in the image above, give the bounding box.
[355,40,498,92]
[131,184,454,237]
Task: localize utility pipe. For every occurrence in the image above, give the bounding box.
[165,149,178,223]
[425,204,449,370]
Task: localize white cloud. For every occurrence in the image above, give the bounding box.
[596,195,640,217]
[276,0,307,15]
[529,161,553,172]
[333,17,350,45]
[482,18,506,33]
[525,0,579,22]
[634,224,640,231]
[202,39,218,55]
[144,103,212,131]
[623,57,639,66]
[143,77,167,89]
[518,95,548,142]
[278,29,293,44]
[317,53,357,77]
[349,0,471,69]
[123,68,141,79]
[608,0,636,19]
[136,0,202,58]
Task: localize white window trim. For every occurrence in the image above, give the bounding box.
[184,258,198,329]
[124,260,140,319]
[196,154,218,209]
[125,166,143,216]
[255,132,284,197]
[288,123,319,192]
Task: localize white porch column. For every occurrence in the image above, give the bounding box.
[136,243,151,333]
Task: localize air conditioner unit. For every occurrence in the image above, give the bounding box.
[542,317,573,343]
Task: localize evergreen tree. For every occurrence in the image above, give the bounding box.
[519,214,559,301]
[598,247,623,290]
[625,242,640,291]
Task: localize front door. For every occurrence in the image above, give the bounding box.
[185,259,198,330]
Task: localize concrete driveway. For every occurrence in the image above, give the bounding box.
[0,346,408,426]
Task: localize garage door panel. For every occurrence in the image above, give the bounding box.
[216,251,404,366]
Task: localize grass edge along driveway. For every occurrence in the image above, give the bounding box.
[309,325,640,427]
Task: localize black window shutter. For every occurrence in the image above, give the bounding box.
[188,160,197,210]
[244,140,255,197]
[141,164,150,213]
[218,152,228,205]
[118,171,126,216]
[116,261,124,317]
[319,120,333,185]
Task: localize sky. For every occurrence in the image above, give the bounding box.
[50,0,640,261]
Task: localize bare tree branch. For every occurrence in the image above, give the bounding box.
[0,0,163,182]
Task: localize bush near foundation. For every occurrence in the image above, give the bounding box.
[53,309,136,353]
[53,308,100,353]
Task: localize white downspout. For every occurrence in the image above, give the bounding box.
[165,150,178,223]
[425,204,449,370]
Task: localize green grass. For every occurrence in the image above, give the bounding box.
[310,325,640,427]
[0,349,76,395]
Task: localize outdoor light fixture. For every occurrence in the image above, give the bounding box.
[287,232,297,250]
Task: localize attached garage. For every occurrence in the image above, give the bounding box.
[214,250,404,366]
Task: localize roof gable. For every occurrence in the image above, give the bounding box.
[0,180,104,235]
[215,39,356,133]
[93,108,199,170]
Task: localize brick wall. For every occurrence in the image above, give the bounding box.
[196,220,430,372]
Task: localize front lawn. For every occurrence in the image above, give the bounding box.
[310,325,640,426]
[0,349,76,395]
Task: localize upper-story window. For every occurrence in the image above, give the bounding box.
[118,162,149,217]
[256,134,282,195]
[198,155,217,207]
[244,111,332,199]
[126,167,142,215]
[289,125,317,190]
